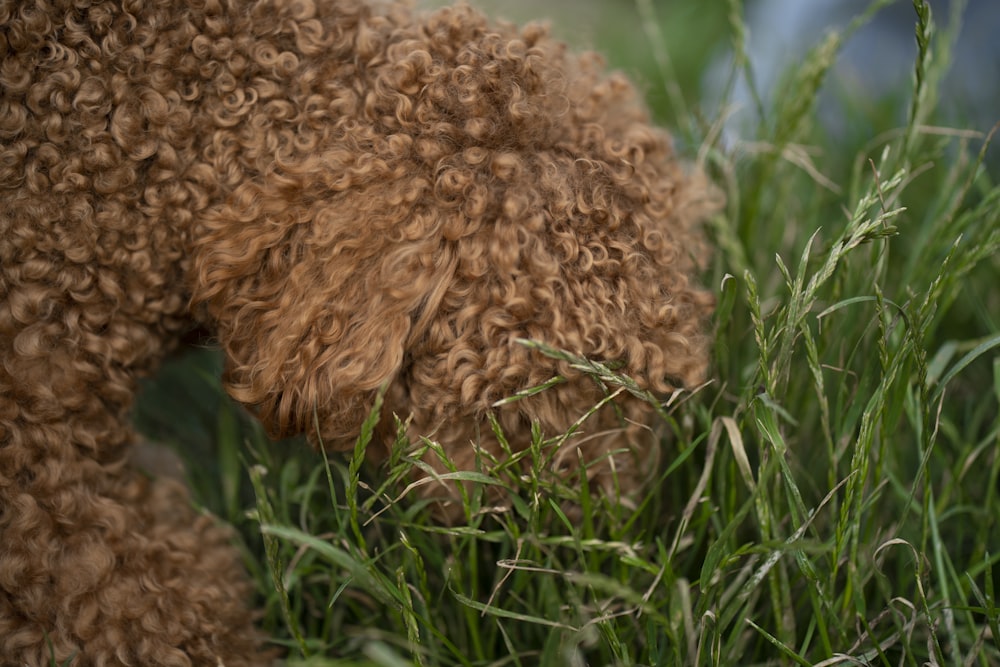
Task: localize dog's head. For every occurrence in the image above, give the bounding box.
[189,5,718,459]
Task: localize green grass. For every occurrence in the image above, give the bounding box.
[135,0,1000,664]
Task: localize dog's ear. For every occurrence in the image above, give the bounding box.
[190,170,452,448]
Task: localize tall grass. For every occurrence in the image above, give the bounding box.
[135,0,1000,663]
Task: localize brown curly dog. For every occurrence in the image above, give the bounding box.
[0,0,716,662]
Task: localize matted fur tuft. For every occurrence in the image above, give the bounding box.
[1,0,718,661]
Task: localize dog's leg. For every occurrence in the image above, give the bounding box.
[0,249,265,664]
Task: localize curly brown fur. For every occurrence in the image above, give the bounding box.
[0,0,716,662]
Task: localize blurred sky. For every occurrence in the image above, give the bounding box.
[718,0,999,136]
